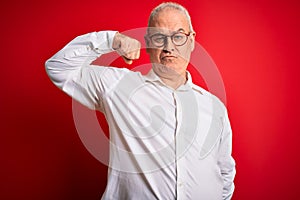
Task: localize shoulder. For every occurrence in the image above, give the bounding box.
[191,83,227,116]
[90,66,142,79]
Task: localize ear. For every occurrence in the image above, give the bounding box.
[190,33,196,52]
[144,35,151,54]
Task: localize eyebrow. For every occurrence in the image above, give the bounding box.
[177,28,185,32]
[159,28,186,35]
[148,28,187,36]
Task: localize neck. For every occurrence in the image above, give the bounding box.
[157,71,187,89]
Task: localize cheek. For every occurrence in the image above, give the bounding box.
[149,49,161,62]
[178,46,193,61]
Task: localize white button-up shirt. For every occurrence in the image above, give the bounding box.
[46,31,236,200]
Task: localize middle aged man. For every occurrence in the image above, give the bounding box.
[46,2,236,200]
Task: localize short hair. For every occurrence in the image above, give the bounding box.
[147,2,194,32]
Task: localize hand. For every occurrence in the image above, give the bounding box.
[112,32,141,65]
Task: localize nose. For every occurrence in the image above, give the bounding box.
[162,36,175,53]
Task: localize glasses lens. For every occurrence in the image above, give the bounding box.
[151,34,165,47]
[149,32,189,47]
[172,33,187,46]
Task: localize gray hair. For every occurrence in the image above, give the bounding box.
[147,2,194,32]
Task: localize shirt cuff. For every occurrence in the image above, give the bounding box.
[93,31,118,54]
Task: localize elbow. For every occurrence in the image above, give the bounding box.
[45,58,51,76]
[44,58,64,89]
[45,58,55,83]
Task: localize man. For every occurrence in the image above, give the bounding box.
[46,2,236,200]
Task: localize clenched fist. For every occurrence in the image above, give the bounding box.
[112,32,141,65]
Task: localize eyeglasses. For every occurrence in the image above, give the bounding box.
[148,32,193,48]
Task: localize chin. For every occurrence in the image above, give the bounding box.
[154,63,182,76]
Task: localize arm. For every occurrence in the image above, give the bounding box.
[45,31,140,110]
[218,112,236,200]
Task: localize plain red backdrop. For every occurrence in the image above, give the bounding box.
[1,0,300,199]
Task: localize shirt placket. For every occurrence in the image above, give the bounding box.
[173,91,185,200]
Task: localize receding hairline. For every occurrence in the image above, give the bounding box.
[147,2,194,32]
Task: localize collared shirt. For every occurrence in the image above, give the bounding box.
[46,31,236,200]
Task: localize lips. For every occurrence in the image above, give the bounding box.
[161,55,177,60]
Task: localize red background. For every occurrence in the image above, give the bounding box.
[1,0,300,199]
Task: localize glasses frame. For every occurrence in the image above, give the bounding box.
[147,31,194,48]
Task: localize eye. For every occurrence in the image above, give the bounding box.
[173,34,185,42]
[151,34,165,44]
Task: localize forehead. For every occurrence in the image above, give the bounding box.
[149,8,190,34]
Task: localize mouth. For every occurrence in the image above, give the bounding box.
[161,55,177,60]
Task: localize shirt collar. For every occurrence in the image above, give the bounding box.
[144,69,198,92]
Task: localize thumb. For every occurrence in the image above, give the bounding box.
[122,56,133,65]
